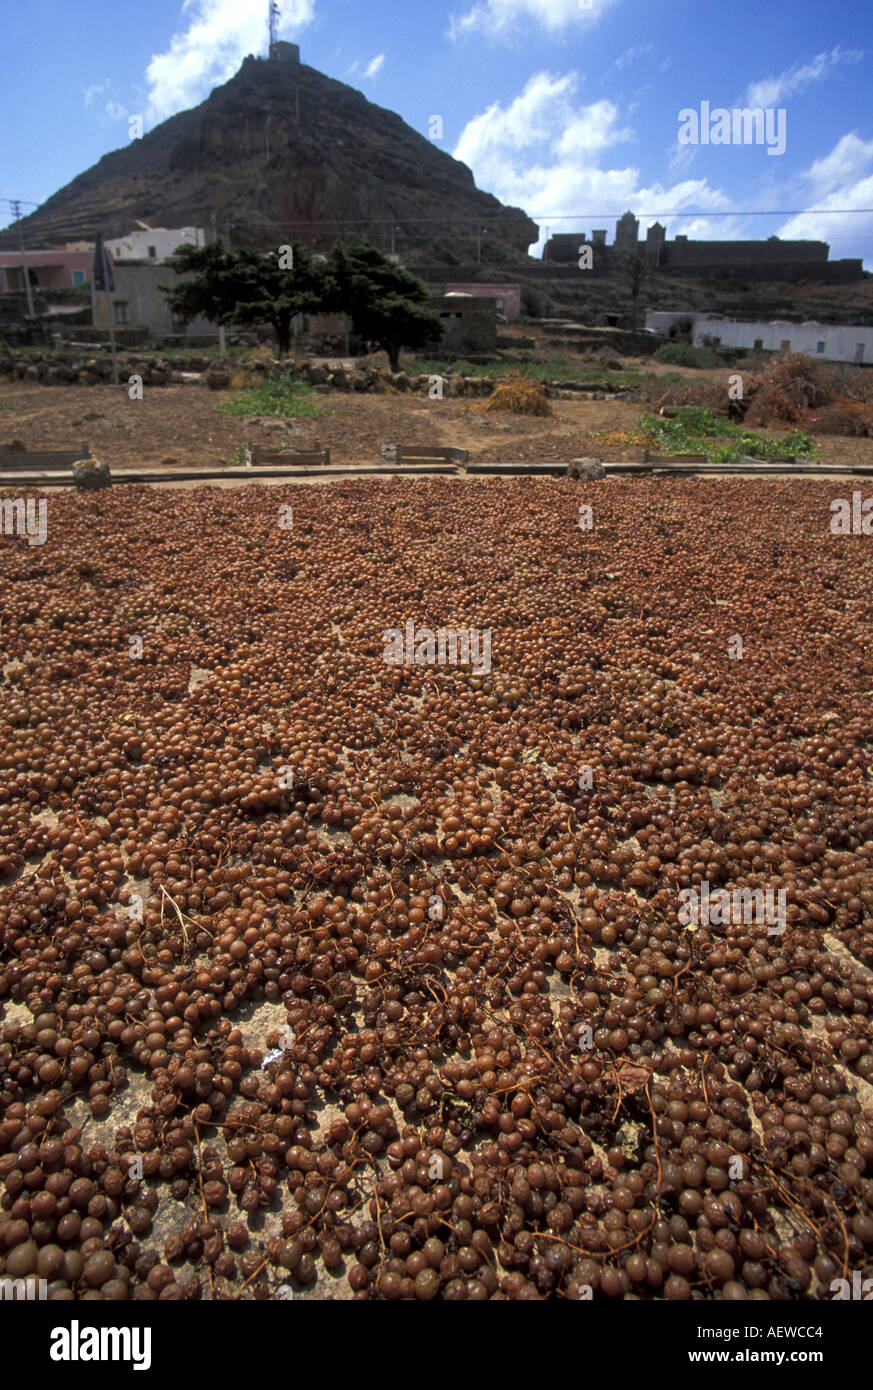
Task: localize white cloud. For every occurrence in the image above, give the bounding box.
[449,0,614,42]
[83,79,110,108]
[776,134,873,266]
[804,133,873,197]
[363,54,385,79]
[744,45,863,109]
[105,100,128,121]
[145,0,316,125]
[452,71,732,254]
[607,43,655,75]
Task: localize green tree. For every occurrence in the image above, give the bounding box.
[324,237,442,372]
[161,240,326,355]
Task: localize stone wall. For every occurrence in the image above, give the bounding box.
[542,230,864,284]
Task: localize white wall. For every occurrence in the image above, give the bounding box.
[106,228,204,264]
[645,311,873,364]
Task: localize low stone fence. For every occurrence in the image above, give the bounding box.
[0,352,212,384]
[0,353,498,397]
[0,352,625,399]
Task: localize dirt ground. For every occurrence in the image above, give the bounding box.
[3,373,873,471]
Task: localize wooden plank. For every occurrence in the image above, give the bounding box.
[245,444,330,467]
[638,450,707,464]
[466,462,566,476]
[381,443,469,466]
[0,442,88,471]
[737,454,797,466]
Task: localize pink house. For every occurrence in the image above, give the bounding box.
[0,250,103,292]
[444,283,521,321]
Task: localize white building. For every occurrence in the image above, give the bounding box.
[645,311,873,365]
[104,226,205,263]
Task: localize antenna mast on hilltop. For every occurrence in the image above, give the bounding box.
[269,0,280,48]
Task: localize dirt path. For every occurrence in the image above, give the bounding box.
[2,379,873,471]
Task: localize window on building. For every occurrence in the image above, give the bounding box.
[27,268,39,287]
[754,339,763,351]
[496,298,504,313]
[71,270,86,286]
[816,341,826,354]
[114,302,129,325]
[148,246,156,259]
[780,339,791,351]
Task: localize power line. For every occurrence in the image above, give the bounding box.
[4,205,870,237]
[5,200,36,318]
[529,209,873,220]
[216,207,873,237]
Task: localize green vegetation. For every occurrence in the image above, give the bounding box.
[324,238,442,372]
[405,356,497,378]
[202,344,250,361]
[216,374,325,419]
[639,406,818,461]
[404,353,648,390]
[653,342,722,368]
[164,240,326,356]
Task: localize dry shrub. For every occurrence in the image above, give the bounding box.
[646,352,873,435]
[483,376,553,416]
[586,348,625,370]
[742,353,835,426]
[805,398,873,437]
[647,380,725,410]
[744,388,801,426]
[230,370,257,389]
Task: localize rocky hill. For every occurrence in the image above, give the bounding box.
[1,49,538,263]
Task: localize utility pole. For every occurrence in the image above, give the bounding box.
[269,0,280,48]
[210,215,227,357]
[11,201,35,318]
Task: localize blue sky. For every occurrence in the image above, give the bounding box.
[1,0,871,264]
